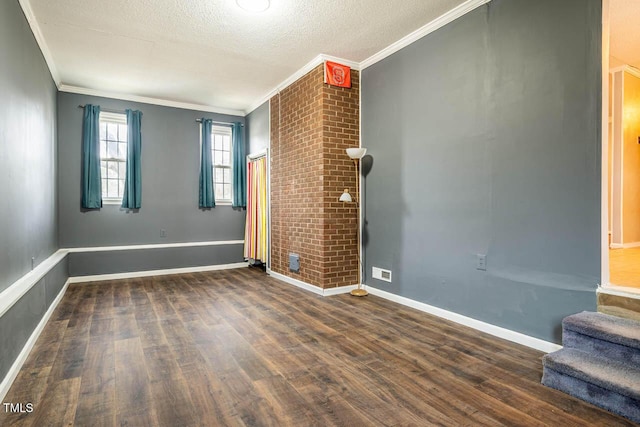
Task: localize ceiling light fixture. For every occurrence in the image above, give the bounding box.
[236,0,270,12]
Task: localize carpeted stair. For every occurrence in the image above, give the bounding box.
[542,311,640,423]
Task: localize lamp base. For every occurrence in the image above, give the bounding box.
[350,288,368,297]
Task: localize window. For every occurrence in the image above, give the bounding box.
[212,125,233,203]
[99,112,127,202]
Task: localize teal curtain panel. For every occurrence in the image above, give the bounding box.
[81,104,102,209]
[232,122,246,208]
[199,119,215,208]
[121,109,142,209]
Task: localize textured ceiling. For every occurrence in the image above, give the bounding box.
[610,0,640,71]
[27,0,467,113]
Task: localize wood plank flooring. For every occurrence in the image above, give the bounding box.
[1,267,635,426]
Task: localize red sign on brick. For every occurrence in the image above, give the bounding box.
[324,61,351,88]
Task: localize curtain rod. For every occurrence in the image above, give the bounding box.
[77,105,243,126]
[195,119,244,127]
[77,105,126,114]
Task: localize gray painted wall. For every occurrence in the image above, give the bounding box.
[361,0,602,343]
[69,245,243,277]
[0,257,68,382]
[57,92,247,249]
[0,0,58,294]
[0,0,65,389]
[246,101,270,155]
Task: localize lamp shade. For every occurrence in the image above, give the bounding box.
[346,147,367,159]
[339,189,353,202]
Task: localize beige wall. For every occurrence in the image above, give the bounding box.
[623,71,640,243]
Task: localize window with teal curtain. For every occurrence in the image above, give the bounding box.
[232,122,246,208]
[82,104,102,209]
[199,119,215,208]
[121,109,142,209]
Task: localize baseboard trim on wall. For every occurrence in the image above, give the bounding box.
[599,285,640,299]
[363,285,561,353]
[268,271,358,296]
[610,241,640,249]
[1,241,245,318]
[69,262,249,284]
[0,250,67,318]
[0,278,70,403]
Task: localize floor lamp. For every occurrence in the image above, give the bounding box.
[341,147,367,297]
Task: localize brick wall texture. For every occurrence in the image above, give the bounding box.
[270,64,360,289]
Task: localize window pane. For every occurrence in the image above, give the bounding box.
[101,179,107,197]
[223,168,230,183]
[108,179,119,198]
[119,143,127,159]
[118,161,126,178]
[214,150,223,165]
[118,179,125,197]
[215,168,223,183]
[107,123,118,141]
[119,124,127,142]
[223,152,230,165]
[100,161,107,178]
[223,136,230,151]
[215,183,223,198]
[107,141,118,158]
[107,162,119,178]
[100,140,107,158]
[223,184,231,200]
[214,134,223,150]
[100,123,107,140]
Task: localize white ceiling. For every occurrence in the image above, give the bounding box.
[26,0,468,114]
[26,0,637,115]
[610,0,640,71]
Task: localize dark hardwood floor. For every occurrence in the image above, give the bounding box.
[1,267,635,426]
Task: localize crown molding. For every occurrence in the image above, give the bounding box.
[245,54,359,115]
[21,0,488,116]
[18,0,61,88]
[59,85,246,117]
[360,0,492,70]
[610,65,640,79]
[246,0,489,114]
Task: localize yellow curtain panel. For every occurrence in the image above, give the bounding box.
[244,156,268,263]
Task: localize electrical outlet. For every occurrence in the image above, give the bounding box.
[476,254,487,271]
[160,229,166,238]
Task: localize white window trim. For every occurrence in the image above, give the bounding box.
[100,112,127,204]
[212,125,233,204]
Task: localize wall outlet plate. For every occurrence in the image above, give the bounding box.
[476,254,487,271]
[372,266,392,282]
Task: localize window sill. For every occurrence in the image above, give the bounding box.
[102,199,122,206]
[216,201,232,206]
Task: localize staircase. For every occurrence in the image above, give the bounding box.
[541,311,640,423]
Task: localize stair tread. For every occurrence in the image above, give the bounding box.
[543,348,640,401]
[563,311,640,350]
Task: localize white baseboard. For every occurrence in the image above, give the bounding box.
[610,241,640,249]
[363,285,562,354]
[267,271,358,296]
[0,278,70,403]
[69,262,249,283]
[599,284,640,299]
